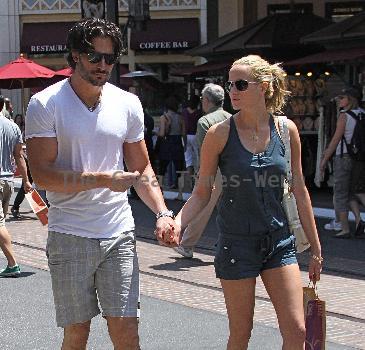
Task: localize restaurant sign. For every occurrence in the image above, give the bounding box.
[30,45,67,53]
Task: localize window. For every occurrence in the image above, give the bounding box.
[267,3,313,15]
[325,2,365,22]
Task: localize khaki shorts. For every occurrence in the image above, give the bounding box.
[0,180,14,227]
[333,155,354,212]
[46,230,139,328]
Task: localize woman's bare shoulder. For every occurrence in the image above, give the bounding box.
[204,117,232,152]
[208,117,230,136]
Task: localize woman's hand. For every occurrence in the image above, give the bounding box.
[319,158,327,175]
[155,217,178,247]
[308,254,323,282]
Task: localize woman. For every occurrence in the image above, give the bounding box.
[157,95,185,200]
[173,55,322,349]
[320,87,365,238]
[13,114,25,139]
[182,95,201,179]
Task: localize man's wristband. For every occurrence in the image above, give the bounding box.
[156,210,175,220]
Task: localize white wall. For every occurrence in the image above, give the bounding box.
[0,0,22,116]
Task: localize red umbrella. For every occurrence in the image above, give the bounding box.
[55,67,73,77]
[0,55,56,115]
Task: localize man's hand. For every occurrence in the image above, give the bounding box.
[23,181,33,193]
[155,217,179,247]
[107,170,140,192]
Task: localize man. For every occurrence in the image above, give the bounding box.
[0,95,32,276]
[26,18,175,350]
[174,83,231,258]
[1,97,11,120]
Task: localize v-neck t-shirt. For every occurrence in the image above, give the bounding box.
[25,79,144,238]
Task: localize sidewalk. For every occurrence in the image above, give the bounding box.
[2,205,365,349]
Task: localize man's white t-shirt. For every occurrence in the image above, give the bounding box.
[25,79,144,238]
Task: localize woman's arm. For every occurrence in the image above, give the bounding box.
[287,119,323,280]
[320,113,346,171]
[174,121,229,238]
[158,115,168,137]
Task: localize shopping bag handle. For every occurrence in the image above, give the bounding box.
[307,280,319,298]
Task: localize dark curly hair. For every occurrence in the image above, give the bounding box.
[66,18,123,69]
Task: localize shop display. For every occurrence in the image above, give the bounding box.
[286,75,328,134]
[286,75,329,186]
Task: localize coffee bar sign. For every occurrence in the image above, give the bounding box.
[139,41,189,50]
[130,18,199,51]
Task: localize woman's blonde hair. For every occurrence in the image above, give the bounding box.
[344,95,359,110]
[232,55,290,114]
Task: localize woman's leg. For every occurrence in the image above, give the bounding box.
[355,193,365,208]
[220,278,256,350]
[338,211,350,233]
[158,160,169,190]
[174,159,186,201]
[261,264,306,350]
[349,199,361,227]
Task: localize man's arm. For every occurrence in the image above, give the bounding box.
[123,140,176,245]
[123,139,167,213]
[26,137,139,193]
[13,144,32,192]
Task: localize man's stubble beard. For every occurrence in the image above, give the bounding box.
[78,60,111,87]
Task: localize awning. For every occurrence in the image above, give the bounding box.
[302,11,365,44]
[21,22,75,54]
[186,13,331,58]
[285,47,365,66]
[171,61,231,76]
[130,18,200,51]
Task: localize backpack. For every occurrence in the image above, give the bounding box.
[342,110,365,161]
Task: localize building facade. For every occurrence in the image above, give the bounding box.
[0,0,209,114]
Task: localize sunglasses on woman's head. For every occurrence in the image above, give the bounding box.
[224,79,260,93]
[85,50,118,65]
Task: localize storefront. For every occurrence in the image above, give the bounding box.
[120,17,201,114]
[19,17,201,114]
[283,11,365,188]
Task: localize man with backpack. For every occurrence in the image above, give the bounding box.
[320,86,365,238]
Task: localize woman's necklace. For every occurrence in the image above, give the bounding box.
[252,130,259,142]
[68,78,102,112]
[251,125,259,142]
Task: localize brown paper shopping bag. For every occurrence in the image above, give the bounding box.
[303,282,317,318]
[25,189,48,226]
[304,282,326,350]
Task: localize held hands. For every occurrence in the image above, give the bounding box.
[107,170,140,192]
[154,217,181,247]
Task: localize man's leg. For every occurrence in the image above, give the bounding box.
[46,232,100,347]
[62,321,91,350]
[0,180,17,267]
[13,181,25,209]
[106,317,140,350]
[0,226,17,267]
[96,231,140,349]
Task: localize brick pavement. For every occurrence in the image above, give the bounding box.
[2,214,365,349]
